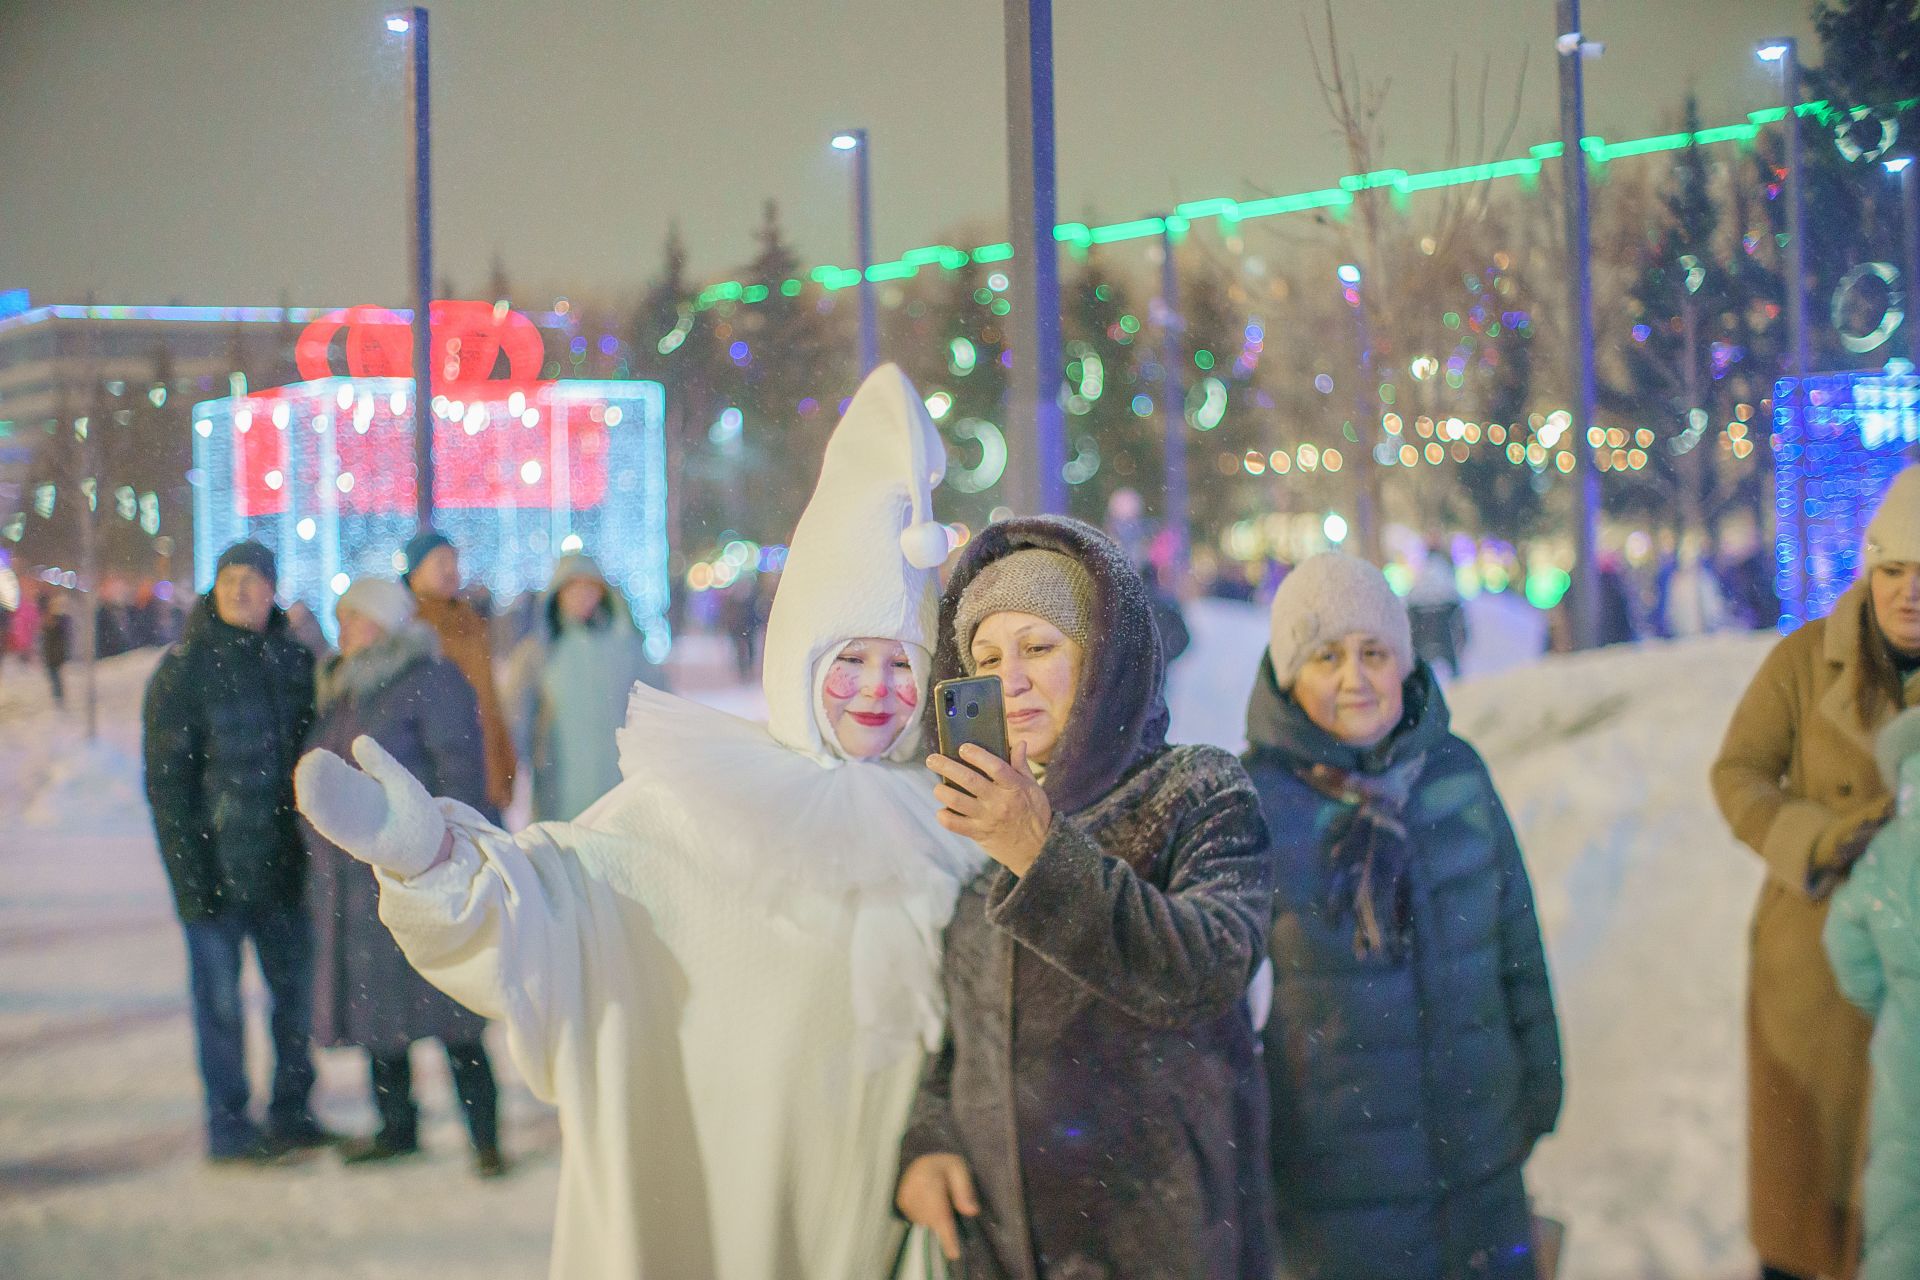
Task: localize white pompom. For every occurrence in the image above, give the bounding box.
[899,521,951,570]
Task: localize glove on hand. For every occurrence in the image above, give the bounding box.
[294,735,448,880]
[1807,796,1894,899]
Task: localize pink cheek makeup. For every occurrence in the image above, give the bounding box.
[896,679,919,709]
[822,667,861,701]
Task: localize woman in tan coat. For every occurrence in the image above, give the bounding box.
[1712,467,1920,1280]
[403,531,517,816]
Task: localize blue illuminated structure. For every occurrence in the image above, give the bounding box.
[191,376,671,658]
[1775,360,1920,630]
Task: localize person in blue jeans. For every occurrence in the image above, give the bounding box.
[142,541,332,1162]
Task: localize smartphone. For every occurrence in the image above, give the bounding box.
[934,674,1009,765]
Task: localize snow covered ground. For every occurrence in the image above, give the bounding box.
[0,599,1775,1279]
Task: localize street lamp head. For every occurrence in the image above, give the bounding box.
[1336,264,1362,286]
[1756,40,1792,63]
[385,13,413,33]
[1886,156,1914,174]
[830,132,862,152]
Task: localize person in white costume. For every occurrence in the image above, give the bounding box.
[294,364,982,1280]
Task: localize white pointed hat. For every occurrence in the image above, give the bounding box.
[762,363,949,764]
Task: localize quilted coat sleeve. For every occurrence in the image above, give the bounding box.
[1825,838,1889,1019]
[986,756,1273,1029]
[416,659,491,813]
[1490,790,1563,1142]
[141,647,220,921]
[1711,629,1838,890]
[374,815,628,1100]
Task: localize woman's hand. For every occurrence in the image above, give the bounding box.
[895,1153,980,1262]
[928,743,1052,875]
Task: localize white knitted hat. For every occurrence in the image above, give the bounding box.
[1865,466,1920,569]
[1267,552,1414,688]
[336,577,418,636]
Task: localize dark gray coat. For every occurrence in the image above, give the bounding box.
[302,624,490,1053]
[902,516,1275,1280]
[1243,658,1561,1280]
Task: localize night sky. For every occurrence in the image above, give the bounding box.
[0,0,1815,308]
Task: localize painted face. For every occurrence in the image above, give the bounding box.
[1290,632,1408,749]
[968,611,1082,766]
[212,564,273,633]
[823,637,920,759]
[1872,561,1920,654]
[557,576,606,624]
[336,607,386,658]
[410,545,461,602]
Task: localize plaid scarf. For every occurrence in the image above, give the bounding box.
[1300,755,1427,960]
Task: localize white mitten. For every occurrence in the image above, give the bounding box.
[294,735,448,879]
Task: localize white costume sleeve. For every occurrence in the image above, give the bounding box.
[373,802,624,1102]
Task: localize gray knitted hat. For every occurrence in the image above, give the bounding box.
[1268,552,1414,688]
[954,548,1096,669]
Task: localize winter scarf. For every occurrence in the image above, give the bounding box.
[317,622,440,712]
[1299,754,1428,959]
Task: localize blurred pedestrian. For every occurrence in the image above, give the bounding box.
[40,591,71,707]
[506,553,664,822]
[282,601,331,660]
[1825,707,1920,1280]
[302,577,504,1176]
[1711,467,1920,1280]
[1407,545,1468,678]
[1658,531,1733,638]
[140,540,331,1163]
[402,531,515,817]
[1244,552,1561,1280]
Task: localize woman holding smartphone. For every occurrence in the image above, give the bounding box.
[896,515,1275,1279]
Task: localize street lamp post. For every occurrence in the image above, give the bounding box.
[1004,0,1067,515]
[831,130,879,375]
[1157,225,1189,574]
[1556,0,1604,650]
[1889,156,1920,372]
[1760,37,1809,606]
[389,8,434,529]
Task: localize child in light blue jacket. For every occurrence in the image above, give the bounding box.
[1825,705,1920,1280]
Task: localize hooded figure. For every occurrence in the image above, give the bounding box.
[897,516,1274,1280]
[1827,706,1920,1280]
[504,554,665,822]
[292,364,982,1280]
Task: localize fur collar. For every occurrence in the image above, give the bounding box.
[318,622,440,711]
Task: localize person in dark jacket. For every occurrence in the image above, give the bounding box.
[1244,552,1562,1280]
[302,577,504,1176]
[40,591,71,706]
[140,540,331,1162]
[896,515,1274,1280]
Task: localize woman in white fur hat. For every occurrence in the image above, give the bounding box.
[1243,552,1561,1280]
[292,365,980,1279]
[301,577,504,1174]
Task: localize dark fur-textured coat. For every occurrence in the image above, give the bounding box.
[1244,657,1561,1280]
[901,516,1275,1280]
[142,595,315,922]
[302,623,490,1053]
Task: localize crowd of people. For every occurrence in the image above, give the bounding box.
[122,363,1920,1280]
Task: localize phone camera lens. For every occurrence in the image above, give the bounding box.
[966,702,980,718]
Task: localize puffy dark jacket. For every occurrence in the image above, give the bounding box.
[1242,658,1561,1280]
[141,595,316,922]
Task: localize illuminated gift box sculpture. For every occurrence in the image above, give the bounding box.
[1775,359,1920,632]
[190,302,671,658]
